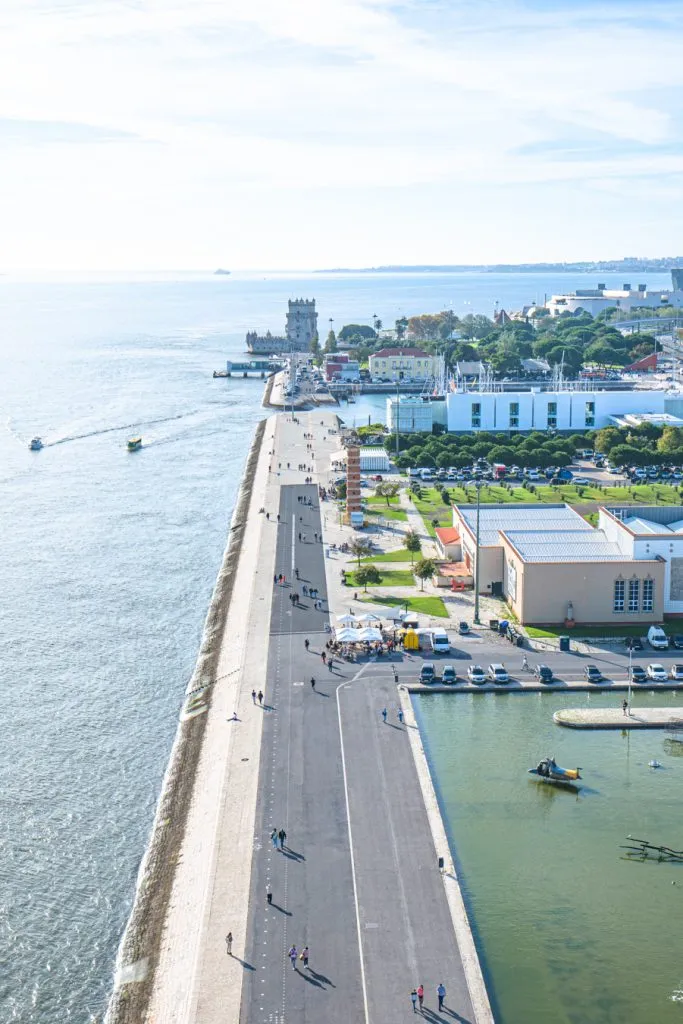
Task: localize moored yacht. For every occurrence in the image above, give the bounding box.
[127,437,142,452]
[29,437,43,451]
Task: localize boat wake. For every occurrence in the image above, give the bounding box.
[41,410,202,447]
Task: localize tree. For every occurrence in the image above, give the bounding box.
[339,323,376,341]
[405,529,422,565]
[309,331,320,362]
[324,329,337,353]
[350,538,373,566]
[373,317,383,335]
[657,426,683,454]
[594,427,624,454]
[460,313,495,340]
[609,444,647,468]
[487,445,517,466]
[356,564,382,591]
[375,481,400,507]
[414,557,435,591]
[395,317,409,340]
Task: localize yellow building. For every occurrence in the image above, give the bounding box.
[369,347,437,382]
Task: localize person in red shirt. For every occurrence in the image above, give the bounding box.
[417,984,424,1010]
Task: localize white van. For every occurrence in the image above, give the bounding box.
[420,468,434,481]
[647,626,668,649]
[431,629,450,654]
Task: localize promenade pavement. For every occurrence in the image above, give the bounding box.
[239,411,481,1024]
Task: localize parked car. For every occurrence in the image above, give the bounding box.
[647,625,669,649]
[419,663,437,684]
[458,621,470,635]
[572,477,591,485]
[630,664,647,683]
[467,664,486,684]
[584,664,603,683]
[647,663,668,682]
[670,664,683,680]
[626,636,644,651]
[442,665,458,685]
[533,664,554,684]
[672,635,683,650]
[487,663,509,683]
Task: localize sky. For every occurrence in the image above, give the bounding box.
[1,0,683,270]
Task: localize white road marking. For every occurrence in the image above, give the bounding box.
[336,665,371,1024]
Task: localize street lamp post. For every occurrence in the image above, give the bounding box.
[395,370,404,459]
[627,646,633,715]
[474,480,482,625]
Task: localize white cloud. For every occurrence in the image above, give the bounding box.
[1,0,683,268]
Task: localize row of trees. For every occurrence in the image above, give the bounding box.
[387,429,591,470]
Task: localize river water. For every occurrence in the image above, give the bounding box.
[0,269,673,1021]
[414,689,683,1024]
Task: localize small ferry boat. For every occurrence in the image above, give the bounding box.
[127,437,142,452]
[29,437,43,451]
[528,756,581,783]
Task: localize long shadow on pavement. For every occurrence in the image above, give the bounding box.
[230,956,256,972]
[294,969,324,988]
[282,848,305,862]
[270,902,292,916]
[423,1006,472,1024]
[308,968,335,987]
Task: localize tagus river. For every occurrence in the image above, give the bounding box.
[0,268,674,1022]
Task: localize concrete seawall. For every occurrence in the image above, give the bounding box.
[104,418,267,1024]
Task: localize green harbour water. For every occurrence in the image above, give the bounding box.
[413,690,683,1024]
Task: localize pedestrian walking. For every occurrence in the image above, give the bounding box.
[398,708,404,724]
[437,983,446,1011]
[277,512,281,521]
[328,659,333,672]
[267,887,273,905]
[522,654,529,671]
[278,828,287,850]
[288,945,298,970]
[622,698,629,716]
[303,585,308,597]
[270,828,278,849]
[301,946,309,968]
[298,532,302,541]
[258,690,264,705]
[321,651,326,664]
[381,707,388,723]
[410,989,418,1012]
[304,638,310,650]
[417,984,424,1010]
[251,689,257,703]
[311,677,316,689]
[226,932,233,955]
[273,574,277,585]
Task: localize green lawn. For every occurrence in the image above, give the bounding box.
[411,483,683,523]
[362,594,449,617]
[358,548,419,563]
[525,623,647,639]
[364,507,408,522]
[364,493,401,507]
[347,568,416,588]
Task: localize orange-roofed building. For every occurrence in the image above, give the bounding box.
[435,526,461,560]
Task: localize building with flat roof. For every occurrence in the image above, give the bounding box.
[445,385,683,432]
[545,271,683,317]
[386,396,434,433]
[600,506,683,614]
[453,503,665,625]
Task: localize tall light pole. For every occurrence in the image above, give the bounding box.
[627,645,633,715]
[395,370,404,459]
[474,480,482,625]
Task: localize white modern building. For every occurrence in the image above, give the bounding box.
[387,396,434,433]
[445,386,683,433]
[358,447,391,472]
[600,507,683,615]
[545,271,683,317]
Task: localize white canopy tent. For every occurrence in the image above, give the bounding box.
[357,627,383,642]
[336,613,357,625]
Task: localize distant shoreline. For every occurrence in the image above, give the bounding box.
[316,260,683,274]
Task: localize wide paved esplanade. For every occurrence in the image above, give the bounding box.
[106,410,492,1024]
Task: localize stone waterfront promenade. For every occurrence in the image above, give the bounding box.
[113,409,492,1024]
[555,707,683,729]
